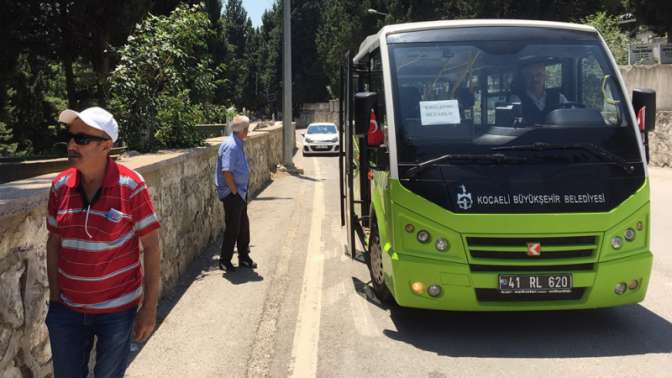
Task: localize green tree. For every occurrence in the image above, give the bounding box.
[221,0,255,107]
[624,0,672,43]
[256,4,283,116]
[290,0,329,110]
[316,0,388,96]
[582,12,629,64]
[0,121,17,156]
[110,3,216,151]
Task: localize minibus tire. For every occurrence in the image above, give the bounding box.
[367,220,394,304]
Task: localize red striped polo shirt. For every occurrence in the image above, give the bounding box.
[47,158,160,314]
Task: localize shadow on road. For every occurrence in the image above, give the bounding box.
[222,267,264,284]
[127,237,263,364]
[287,171,323,182]
[382,303,672,358]
[352,277,393,311]
[253,196,293,201]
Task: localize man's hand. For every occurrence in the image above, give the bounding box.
[133,304,157,342]
[49,288,61,303]
[136,229,161,342]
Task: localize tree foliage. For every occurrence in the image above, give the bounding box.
[624,0,672,43]
[254,5,283,116]
[1,0,658,157]
[110,3,218,151]
[582,12,629,64]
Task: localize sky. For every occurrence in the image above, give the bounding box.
[242,0,275,27]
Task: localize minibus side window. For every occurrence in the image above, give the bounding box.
[581,56,621,125]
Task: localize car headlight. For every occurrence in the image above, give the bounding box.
[305,138,313,143]
[329,137,338,143]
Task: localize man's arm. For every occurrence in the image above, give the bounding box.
[223,171,238,195]
[134,229,161,342]
[46,232,61,302]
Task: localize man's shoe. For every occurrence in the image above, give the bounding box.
[239,257,257,269]
[219,260,236,272]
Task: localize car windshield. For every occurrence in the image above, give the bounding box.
[388,27,641,164]
[307,125,337,134]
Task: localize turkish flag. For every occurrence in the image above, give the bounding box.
[637,106,646,132]
[367,109,384,146]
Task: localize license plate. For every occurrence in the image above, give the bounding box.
[498,273,572,293]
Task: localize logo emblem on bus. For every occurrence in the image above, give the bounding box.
[527,242,542,256]
[457,185,473,210]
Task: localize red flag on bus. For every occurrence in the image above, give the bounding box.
[637,106,646,132]
[367,109,384,145]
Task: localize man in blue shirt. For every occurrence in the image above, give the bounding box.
[215,115,257,272]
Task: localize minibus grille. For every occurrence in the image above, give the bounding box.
[466,235,599,261]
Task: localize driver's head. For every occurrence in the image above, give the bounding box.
[522,62,546,96]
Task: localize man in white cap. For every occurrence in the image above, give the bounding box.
[45,107,162,377]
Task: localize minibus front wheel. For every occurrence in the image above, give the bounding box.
[367,219,394,304]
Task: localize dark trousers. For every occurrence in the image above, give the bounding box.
[221,193,250,263]
[46,302,137,378]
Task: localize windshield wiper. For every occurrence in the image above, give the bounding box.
[491,142,636,173]
[405,153,528,179]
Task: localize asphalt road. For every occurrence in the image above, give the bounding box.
[127,136,672,377]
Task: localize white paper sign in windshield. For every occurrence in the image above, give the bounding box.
[419,100,461,126]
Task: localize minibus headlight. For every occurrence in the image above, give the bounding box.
[417,230,430,243]
[614,282,627,295]
[624,228,636,242]
[427,285,442,297]
[610,236,623,249]
[435,238,450,252]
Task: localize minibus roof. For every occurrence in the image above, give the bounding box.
[354,19,598,63]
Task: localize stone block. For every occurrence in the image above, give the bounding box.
[0,262,26,328]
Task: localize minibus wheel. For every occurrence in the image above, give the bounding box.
[367,220,393,304]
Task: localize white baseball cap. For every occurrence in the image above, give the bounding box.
[58,107,119,142]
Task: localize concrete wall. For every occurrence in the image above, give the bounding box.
[618,65,672,167]
[299,100,340,127]
[620,65,672,111]
[0,124,284,377]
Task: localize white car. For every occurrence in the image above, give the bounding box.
[302,123,340,155]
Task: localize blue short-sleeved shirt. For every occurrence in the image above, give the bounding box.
[215,134,249,200]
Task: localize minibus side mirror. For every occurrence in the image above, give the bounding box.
[632,88,656,132]
[354,92,378,135]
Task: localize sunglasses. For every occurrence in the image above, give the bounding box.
[66,132,110,145]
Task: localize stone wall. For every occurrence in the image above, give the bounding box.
[0,123,284,377]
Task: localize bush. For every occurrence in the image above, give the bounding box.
[0,121,18,156]
[155,91,206,148]
[582,12,629,65]
[110,3,218,151]
[200,103,237,125]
